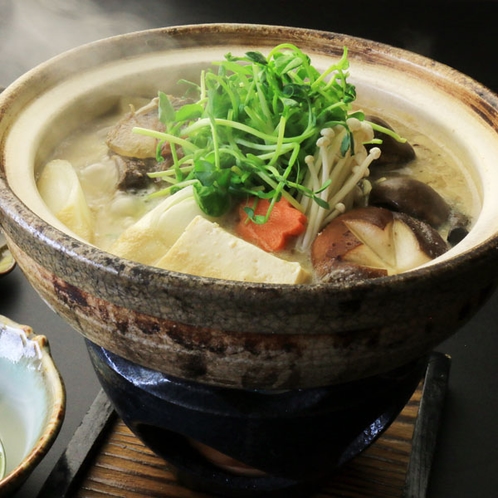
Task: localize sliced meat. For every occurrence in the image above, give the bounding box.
[113,155,164,191]
[106,98,164,159]
[106,95,194,159]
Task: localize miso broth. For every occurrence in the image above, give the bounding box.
[38,97,477,285]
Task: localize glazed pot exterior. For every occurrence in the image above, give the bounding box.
[2,225,496,390]
[1,25,498,389]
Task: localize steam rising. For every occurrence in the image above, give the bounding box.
[0,0,155,85]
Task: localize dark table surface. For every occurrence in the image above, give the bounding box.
[1,1,498,497]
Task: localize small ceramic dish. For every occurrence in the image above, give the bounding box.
[0,315,65,496]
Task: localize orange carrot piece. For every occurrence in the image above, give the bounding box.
[236,197,307,252]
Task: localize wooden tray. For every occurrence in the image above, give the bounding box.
[38,353,450,498]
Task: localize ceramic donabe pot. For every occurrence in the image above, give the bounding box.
[1,24,498,390]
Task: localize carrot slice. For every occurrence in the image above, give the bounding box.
[236,197,307,252]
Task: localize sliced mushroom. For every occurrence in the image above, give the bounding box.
[369,176,451,228]
[311,206,448,283]
[366,115,416,168]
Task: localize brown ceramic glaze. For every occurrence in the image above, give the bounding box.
[1,24,498,389]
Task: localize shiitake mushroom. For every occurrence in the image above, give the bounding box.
[311,206,448,283]
[368,176,451,228]
[368,175,470,247]
[366,115,416,168]
[310,115,468,283]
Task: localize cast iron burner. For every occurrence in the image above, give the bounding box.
[87,342,429,497]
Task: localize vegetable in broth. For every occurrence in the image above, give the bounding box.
[37,45,473,284]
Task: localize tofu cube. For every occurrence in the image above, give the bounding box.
[156,216,310,284]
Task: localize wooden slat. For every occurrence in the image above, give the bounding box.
[73,383,422,498]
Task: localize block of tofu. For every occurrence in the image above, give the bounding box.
[156,216,310,284]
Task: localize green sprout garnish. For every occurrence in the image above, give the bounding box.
[134,44,359,223]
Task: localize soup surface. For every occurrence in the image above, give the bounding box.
[38,103,475,281]
[36,46,479,284]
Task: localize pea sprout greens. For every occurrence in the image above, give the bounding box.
[133,44,402,251]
